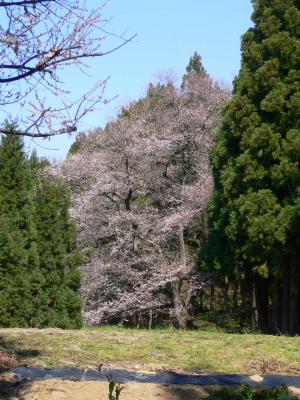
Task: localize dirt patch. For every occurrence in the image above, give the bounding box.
[15,379,219,400]
[6,380,300,400]
[1,373,300,400]
[245,357,300,375]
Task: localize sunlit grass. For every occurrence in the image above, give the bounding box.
[0,327,299,375]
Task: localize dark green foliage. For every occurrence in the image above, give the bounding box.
[182,51,207,88]
[196,310,250,333]
[0,129,43,327]
[186,52,207,75]
[35,173,83,328]
[0,127,82,328]
[184,51,207,77]
[204,0,300,334]
[207,385,296,400]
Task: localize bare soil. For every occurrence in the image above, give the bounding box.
[1,373,300,399]
[1,379,300,400]
[0,377,221,400]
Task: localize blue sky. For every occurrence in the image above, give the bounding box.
[27,0,253,159]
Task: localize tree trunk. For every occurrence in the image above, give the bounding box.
[171,280,194,329]
[254,275,269,333]
[171,280,187,329]
[251,282,258,330]
[233,280,238,309]
[282,261,290,334]
[178,225,186,268]
[199,288,204,312]
[209,285,215,310]
[289,251,300,335]
[223,277,229,312]
[241,265,253,317]
[137,312,141,329]
[271,278,280,334]
[148,309,153,330]
[170,225,193,329]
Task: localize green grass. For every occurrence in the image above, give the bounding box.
[0,326,299,375]
[206,385,297,400]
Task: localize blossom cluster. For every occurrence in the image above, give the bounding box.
[63,73,228,326]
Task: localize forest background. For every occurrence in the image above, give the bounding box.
[0,0,299,336]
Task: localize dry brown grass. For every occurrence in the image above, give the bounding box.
[0,346,16,371]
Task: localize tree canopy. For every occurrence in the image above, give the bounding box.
[0,128,82,328]
[204,0,300,334]
[63,56,228,328]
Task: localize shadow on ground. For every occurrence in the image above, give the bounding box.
[163,384,219,399]
[0,336,40,366]
[0,335,41,399]
[0,376,21,399]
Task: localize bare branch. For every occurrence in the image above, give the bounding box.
[0,0,56,6]
[0,125,76,137]
[0,0,135,137]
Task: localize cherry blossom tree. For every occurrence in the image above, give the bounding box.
[0,0,135,137]
[63,68,229,327]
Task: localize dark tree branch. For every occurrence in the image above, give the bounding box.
[0,0,55,6]
[0,0,135,138]
[0,125,77,137]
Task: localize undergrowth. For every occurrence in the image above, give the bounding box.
[206,385,297,400]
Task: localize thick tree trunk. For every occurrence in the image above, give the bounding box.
[170,225,194,329]
[171,280,187,329]
[148,309,153,330]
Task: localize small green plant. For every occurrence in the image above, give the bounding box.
[106,374,125,400]
[206,385,297,400]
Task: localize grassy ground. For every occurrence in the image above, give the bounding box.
[0,327,299,375]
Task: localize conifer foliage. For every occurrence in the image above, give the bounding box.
[0,129,82,328]
[35,171,83,328]
[206,0,300,334]
[0,133,42,327]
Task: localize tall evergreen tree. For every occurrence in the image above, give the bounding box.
[205,0,300,334]
[0,129,83,328]
[185,52,207,77]
[34,168,83,328]
[182,52,207,88]
[0,128,43,327]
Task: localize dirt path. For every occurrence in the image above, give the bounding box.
[1,375,300,400]
[1,378,221,400]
